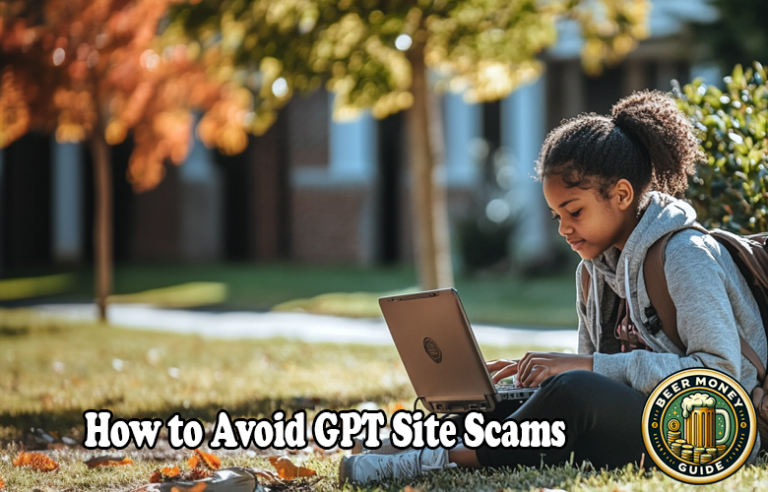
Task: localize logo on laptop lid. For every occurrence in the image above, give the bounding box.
[423,337,442,363]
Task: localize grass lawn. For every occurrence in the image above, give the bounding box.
[3,310,768,491]
[6,263,579,327]
[0,308,558,439]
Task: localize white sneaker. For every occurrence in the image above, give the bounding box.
[338,447,450,486]
[351,437,408,455]
[352,436,463,455]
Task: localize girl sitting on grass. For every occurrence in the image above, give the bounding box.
[339,90,767,485]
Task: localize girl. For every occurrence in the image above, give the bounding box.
[339,90,768,485]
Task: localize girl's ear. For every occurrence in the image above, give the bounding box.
[614,179,634,211]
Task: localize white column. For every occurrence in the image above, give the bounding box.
[179,121,222,262]
[52,140,83,263]
[328,95,378,264]
[329,100,377,184]
[444,91,481,187]
[502,75,551,262]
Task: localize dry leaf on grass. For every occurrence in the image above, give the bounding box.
[183,468,213,481]
[150,466,182,483]
[404,487,424,492]
[0,476,5,491]
[12,452,59,472]
[188,449,221,470]
[84,455,133,468]
[151,466,214,483]
[268,456,317,479]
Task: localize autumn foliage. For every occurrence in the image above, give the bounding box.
[84,455,134,468]
[267,456,317,479]
[188,449,221,471]
[0,0,252,192]
[12,452,60,472]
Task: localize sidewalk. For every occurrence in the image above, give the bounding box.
[29,303,579,351]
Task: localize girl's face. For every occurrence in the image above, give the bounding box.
[543,174,639,260]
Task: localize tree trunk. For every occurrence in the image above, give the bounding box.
[406,44,454,290]
[89,122,113,322]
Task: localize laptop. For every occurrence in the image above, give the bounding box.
[379,288,536,413]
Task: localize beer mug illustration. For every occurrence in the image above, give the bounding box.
[681,393,731,449]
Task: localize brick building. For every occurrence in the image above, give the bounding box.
[0,0,720,273]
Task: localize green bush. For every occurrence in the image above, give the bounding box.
[674,62,768,233]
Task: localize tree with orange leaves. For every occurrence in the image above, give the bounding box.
[0,0,252,320]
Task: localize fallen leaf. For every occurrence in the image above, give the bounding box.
[84,455,133,469]
[170,484,207,492]
[184,468,213,481]
[12,452,59,472]
[151,466,213,483]
[404,487,424,492]
[150,466,182,482]
[188,449,221,470]
[268,456,316,479]
[0,476,5,491]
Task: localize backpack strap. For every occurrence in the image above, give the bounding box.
[644,225,767,382]
[644,231,686,351]
[742,338,767,382]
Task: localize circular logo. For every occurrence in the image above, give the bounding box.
[642,368,756,484]
[423,337,442,363]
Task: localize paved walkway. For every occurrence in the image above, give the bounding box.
[30,303,579,351]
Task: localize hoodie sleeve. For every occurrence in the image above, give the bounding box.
[575,261,597,355]
[592,233,743,394]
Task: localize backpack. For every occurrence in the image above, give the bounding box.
[580,224,768,442]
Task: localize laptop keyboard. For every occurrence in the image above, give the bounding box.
[495,383,518,392]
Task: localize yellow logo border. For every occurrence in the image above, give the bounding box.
[642,368,757,484]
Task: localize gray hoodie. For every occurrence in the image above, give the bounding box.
[575,192,767,455]
[576,192,768,464]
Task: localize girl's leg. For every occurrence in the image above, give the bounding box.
[470,370,649,470]
[340,370,647,485]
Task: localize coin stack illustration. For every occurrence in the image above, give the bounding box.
[716,444,727,457]
[681,443,694,462]
[671,439,684,457]
[667,393,732,464]
[667,418,681,445]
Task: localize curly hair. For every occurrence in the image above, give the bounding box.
[535,90,703,205]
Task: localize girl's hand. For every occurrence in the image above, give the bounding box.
[515,352,593,388]
[486,359,521,384]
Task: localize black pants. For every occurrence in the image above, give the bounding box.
[455,370,650,470]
